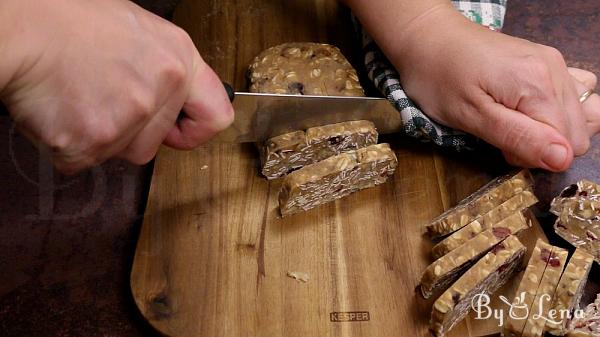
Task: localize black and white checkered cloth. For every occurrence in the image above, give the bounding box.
[356,0,507,150]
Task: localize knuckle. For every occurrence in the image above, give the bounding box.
[500,120,530,153]
[162,56,187,88]
[587,72,598,88]
[172,26,195,50]
[543,46,565,64]
[87,121,119,147]
[45,132,72,154]
[573,137,590,156]
[129,92,155,120]
[524,55,552,83]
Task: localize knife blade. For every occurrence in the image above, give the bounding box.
[213,91,403,143]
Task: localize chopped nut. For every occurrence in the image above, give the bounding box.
[286,271,310,283]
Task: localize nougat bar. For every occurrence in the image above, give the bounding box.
[568,294,600,337]
[430,235,526,337]
[555,203,600,264]
[420,226,513,299]
[547,249,595,336]
[261,120,378,179]
[551,179,600,216]
[432,191,536,259]
[425,170,534,239]
[521,246,569,337]
[278,143,397,216]
[503,240,555,337]
[248,43,364,96]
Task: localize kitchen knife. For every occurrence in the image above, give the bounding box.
[0,84,404,143]
[215,83,403,143]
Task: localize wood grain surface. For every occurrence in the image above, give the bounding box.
[131,1,549,336]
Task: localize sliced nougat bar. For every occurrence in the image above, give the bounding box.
[547,249,595,336]
[278,143,397,216]
[420,226,514,299]
[567,330,600,337]
[430,235,526,337]
[432,191,536,259]
[425,170,534,239]
[503,240,554,337]
[521,246,569,337]
[568,294,600,337]
[260,120,378,179]
[551,179,600,216]
[555,203,600,264]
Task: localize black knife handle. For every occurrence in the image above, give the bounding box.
[223,82,235,102]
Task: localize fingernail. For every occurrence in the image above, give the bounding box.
[542,143,568,170]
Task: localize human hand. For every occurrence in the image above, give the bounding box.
[383,5,599,172]
[0,0,233,174]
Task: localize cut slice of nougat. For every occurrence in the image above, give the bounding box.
[425,170,534,239]
[521,246,569,337]
[430,235,527,337]
[260,120,378,179]
[503,240,555,337]
[278,143,397,216]
[567,294,600,337]
[420,226,515,299]
[432,191,537,259]
[551,179,600,216]
[547,249,595,336]
[555,203,600,264]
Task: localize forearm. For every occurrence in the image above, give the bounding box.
[344,0,467,73]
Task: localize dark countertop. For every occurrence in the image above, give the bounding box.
[1,1,599,336]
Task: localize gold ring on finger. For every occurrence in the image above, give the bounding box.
[579,89,594,103]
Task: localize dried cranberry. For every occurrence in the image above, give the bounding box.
[452,293,461,305]
[491,243,506,255]
[548,258,561,268]
[541,249,561,268]
[556,223,568,230]
[560,184,578,198]
[580,191,589,197]
[540,248,552,261]
[498,263,509,273]
[288,82,305,95]
[492,227,512,239]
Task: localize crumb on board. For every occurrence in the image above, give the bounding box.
[286,271,310,283]
[200,165,208,170]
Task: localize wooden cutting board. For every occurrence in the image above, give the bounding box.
[130,1,548,336]
[130,139,547,337]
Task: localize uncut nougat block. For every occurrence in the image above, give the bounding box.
[432,191,537,259]
[568,294,600,337]
[248,43,365,96]
[521,246,569,337]
[261,120,378,179]
[425,170,534,239]
[278,143,397,216]
[430,235,526,337]
[503,240,554,337]
[551,179,600,216]
[547,249,595,336]
[420,226,514,299]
